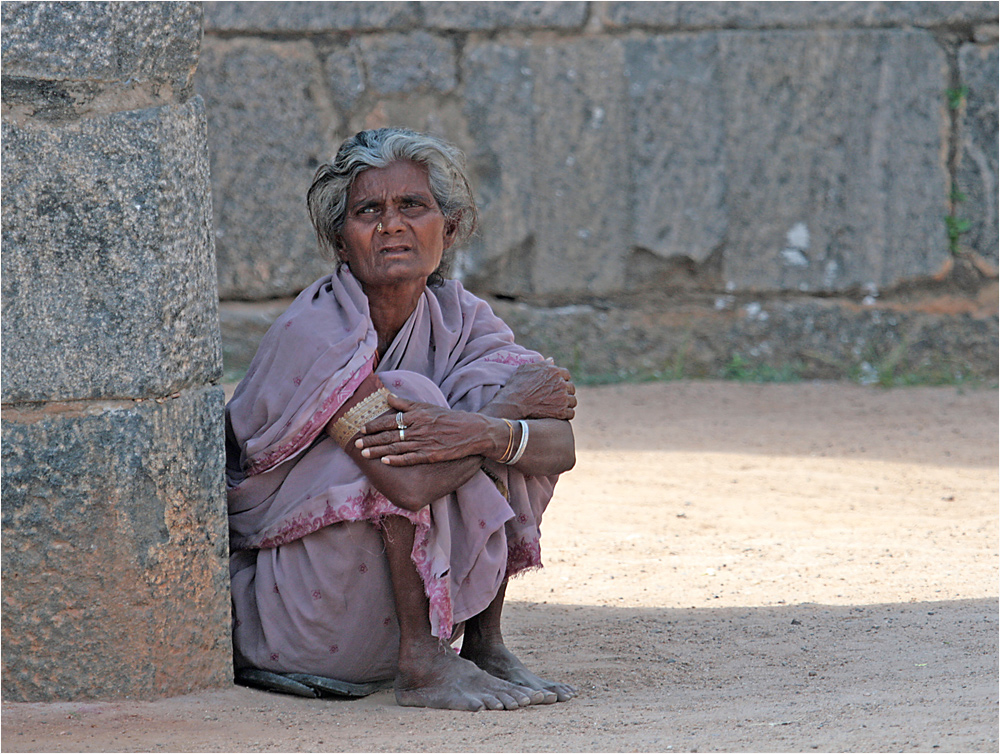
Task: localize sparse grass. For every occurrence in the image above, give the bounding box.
[946,85,969,111]
[847,336,993,389]
[571,354,991,389]
[723,354,805,383]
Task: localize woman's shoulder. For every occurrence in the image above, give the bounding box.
[272,270,367,327]
[432,278,495,316]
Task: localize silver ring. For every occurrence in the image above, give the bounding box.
[399,427,405,442]
[396,411,406,430]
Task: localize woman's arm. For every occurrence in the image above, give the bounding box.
[356,361,577,477]
[325,377,499,512]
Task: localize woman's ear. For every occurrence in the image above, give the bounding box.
[442,215,460,250]
[331,233,346,260]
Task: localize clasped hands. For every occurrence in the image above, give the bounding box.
[355,360,577,467]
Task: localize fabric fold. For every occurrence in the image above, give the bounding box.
[225,268,561,679]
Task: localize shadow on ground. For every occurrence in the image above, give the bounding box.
[3,598,996,753]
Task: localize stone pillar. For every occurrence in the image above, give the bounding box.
[1,2,232,701]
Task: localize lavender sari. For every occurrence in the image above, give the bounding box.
[225,268,558,682]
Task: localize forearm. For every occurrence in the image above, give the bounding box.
[479,389,576,476]
[345,438,483,512]
[502,418,576,477]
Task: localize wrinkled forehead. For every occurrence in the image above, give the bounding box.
[348,160,434,205]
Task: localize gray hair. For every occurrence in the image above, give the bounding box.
[307,128,478,285]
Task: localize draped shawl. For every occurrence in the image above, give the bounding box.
[225,267,558,639]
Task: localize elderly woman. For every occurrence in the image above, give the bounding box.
[225,128,577,711]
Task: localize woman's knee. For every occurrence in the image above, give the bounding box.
[379,370,449,408]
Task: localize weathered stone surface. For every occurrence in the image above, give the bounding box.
[203,1,416,32]
[461,41,536,295]
[320,43,366,113]
[196,38,332,299]
[462,39,630,297]
[490,295,999,384]
[1,99,221,403]
[718,30,950,292]
[359,32,457,95]
[345,95,474,161]
[602,2,998,31]
[957,43,999,267]
[529,40,630,296]
[219,298,295,379]
[421,1,588,30]
[624,34,726,270]
[1,387,231,702]
[219,287,998,386]
[1,1,201,88]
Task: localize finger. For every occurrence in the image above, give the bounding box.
[356,428,408,450]
[360,441,400,459]
[364,403,414,435]
[386,393,416,411]
[568,395,578,408]
[379,451,434,466]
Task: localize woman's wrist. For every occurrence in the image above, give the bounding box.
[478,414,516,462]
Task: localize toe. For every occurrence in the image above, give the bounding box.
[495,692,523,710]
[553,684,575,702]
[483,694,505,711]
[461,693,486,712]
[536,688,559,704]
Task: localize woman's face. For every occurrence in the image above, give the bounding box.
[337,160,455,291]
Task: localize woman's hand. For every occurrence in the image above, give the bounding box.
[355,394,501,466]
[484,360,577,421]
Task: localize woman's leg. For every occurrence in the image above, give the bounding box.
[459,580,577,703]
[379,514,544,711]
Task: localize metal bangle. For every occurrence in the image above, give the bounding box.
[506,419,529,465]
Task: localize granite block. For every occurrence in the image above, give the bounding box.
[527,39,631,295]
[462,39,630,296]
[195,38,333,299]
[718,29,950,292]
[0,1,201,89]
[957,43,999,267]
[460,41,536,295]
[601,1,998,31]
[624,34,727,268]
[203,1,416,32]
[421,1,588,30]
[359,32,457,95]
[1,386,231,701]
[1,99,222,403]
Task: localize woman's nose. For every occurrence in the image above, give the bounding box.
[380,206,405,232]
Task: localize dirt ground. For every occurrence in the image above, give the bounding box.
[3,381,997,753]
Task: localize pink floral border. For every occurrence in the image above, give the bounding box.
[246,355,374,475]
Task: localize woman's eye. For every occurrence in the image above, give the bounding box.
[359,206,378,215]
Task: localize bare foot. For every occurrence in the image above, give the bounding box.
[461,642,576,703]
[395,640,541,711]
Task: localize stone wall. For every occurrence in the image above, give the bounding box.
[1,2,232,701]
[200,1,998,383]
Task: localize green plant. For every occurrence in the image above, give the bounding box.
[945,214,972,254]
[946,85,969,111]
[723,354,803,383]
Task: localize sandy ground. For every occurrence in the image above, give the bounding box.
[3,381,998,753]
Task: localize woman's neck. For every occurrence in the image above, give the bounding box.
[363,279,427,357]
